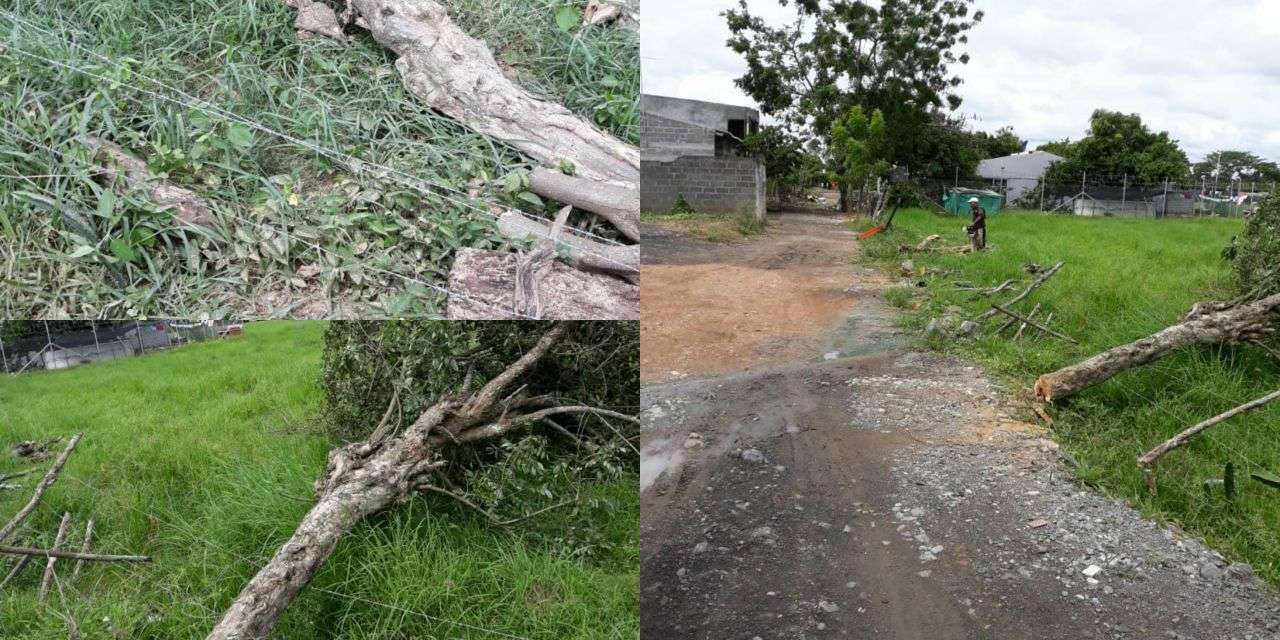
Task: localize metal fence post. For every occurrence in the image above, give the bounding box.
[1039,179,1045,212]
[135,320,144,355]
[1161,178,1169,218]
[91,320,101,360]
[0,327,7,374]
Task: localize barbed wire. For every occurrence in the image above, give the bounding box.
[0,122,537,319]
[0,9,637,273]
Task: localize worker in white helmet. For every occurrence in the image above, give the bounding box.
[965,196,987,251]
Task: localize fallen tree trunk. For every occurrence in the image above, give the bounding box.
[527,168,639,241]
[446,248,638,320]
[349,0,638,186]
[1035,293,1280,402]
[496,211,638,278]
[207,324,638,638]
[83,137,213,227]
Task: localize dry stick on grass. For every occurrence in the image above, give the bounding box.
[71,518,95,583]
[527,168,639,242]
[0,433,82,544]
[0,469,34,484]
[496,211,639,279]
[1037,312,1056,338]
[38,511,71,604]
[0,543,149,563]
[1137,388,1280,495]
[974,261,1065,323]
[1035,293,1280,402]
[0,547,33,591]
[991,305,1078,344]
[207,323,639,639]
[1014,303,1042,340]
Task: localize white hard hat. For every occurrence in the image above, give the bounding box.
[969,197,980,203]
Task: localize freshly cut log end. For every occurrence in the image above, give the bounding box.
[447,249,638,320]
[528,168,639,241]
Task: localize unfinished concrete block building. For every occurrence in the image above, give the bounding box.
[640,94,766,219]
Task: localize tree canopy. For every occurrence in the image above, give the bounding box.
[1192,150,1280,187]
[725,0,982,175]
[1040,110,1191,185]
[741,125,827,198]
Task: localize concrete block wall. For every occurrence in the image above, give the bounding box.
[642,155,766,218]
[641,113,714,158]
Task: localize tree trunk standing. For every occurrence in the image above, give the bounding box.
[1035,293,1280,402]
[349,0,638,186]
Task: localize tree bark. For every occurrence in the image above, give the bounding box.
[496,211,638,278]
[349,0,638,186]
[1035,293,1280,402]
[446,248,638,320]
[527,168,639,241]
[83,137,213,227]
[209,324,621,638]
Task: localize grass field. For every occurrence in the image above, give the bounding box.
[0,0,638,318]
[859,208,1280,587]
[639,210,767,242]
[0,322,638,639]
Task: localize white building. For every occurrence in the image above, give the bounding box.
[977,150,1063,205]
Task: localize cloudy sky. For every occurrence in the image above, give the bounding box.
[641,0,1280,162]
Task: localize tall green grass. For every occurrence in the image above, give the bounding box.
[0,0,637,318]
[0,322,638,639]
[861,209,1280,586]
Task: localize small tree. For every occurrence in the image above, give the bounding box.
[831,106,891,216]
[742,126,825,203]
[1227,195,1280,298]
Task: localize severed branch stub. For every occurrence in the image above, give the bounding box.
[1036,293,1280,402]
[496,211,639,279]
[1137,388,1280,495]
[206,323,639,639]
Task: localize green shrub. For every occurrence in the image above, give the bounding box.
[319,321,639,562]
[670,194,697,215]
[1227,195,1280,297]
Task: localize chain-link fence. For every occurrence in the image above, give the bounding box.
[0,320,243,374]
[915,173,1278,218]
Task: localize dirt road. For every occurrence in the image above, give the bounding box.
[640,212,1280,639]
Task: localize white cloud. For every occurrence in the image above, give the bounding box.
[642,0,1280,162]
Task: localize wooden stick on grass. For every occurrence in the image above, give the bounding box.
[38,512,71,603]
[0,433,82,544]
[975,261,1065,323]
[0,543,149,563]
[1137,388,1280,495]
[71,518,95,582]
[1014,303,1042,340]
[990,304,1078,344]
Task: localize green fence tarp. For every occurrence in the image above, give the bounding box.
[943,188,1002,215]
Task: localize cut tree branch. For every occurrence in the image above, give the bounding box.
[0,543,149,563]
[38,511,71,603]
[1137,388,1280,494]
[207,323,636,639]
[497,211,639,278]
[991,304,1077,344]
[446,249,638,320]
[975,261,1064,322]
[0,433,81,544]
[348,0,638,186]
[527,168,639,241]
